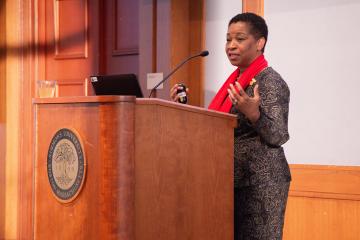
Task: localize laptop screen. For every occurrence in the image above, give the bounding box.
[90,74,143,98]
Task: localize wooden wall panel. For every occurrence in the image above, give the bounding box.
[4,0,23,238]
[188,1,205,107]
[0,123,4,239]
[101,0,139,75]
[54,0,88,59]
[289,165,360,200]
[284,197,360,240]
[283,165,360,240]
[1,0,37,238]
[170,0,190,98]
[113,0,139,55]
[0,0,5,124]
[170,0,204,107]
[0,0,5,237]
[16,0,38,238]
[242,0,264,16]
[42,0,98,94]
[57,78,89,96]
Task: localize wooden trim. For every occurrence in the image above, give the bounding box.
[4,0,28,238]
[170,0,189,96]
[284,164,360,240]
[0,0,6,237]
[152,0,157,73]
[112,0,139,56]
[0,1,5,124]
[17,0,38,238]
[5,1,22,238]
[289,164,360,200]
[242,0,264,16]
[98,0,106,74]
[189,0,205,107]
[33,95,135,104]
[136,98,237,122]
[150,0,157,97]
[112,48,139,56]
[2,0,41,238]
[170,0,205,107]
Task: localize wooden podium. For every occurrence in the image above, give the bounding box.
[33,96,236,240]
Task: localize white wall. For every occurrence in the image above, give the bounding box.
[205,0,360,165]
[204,0,242,105]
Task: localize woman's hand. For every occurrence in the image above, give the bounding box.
[228,82,260,123]
[170,84,189,102]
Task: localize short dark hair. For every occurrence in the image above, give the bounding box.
[229,12,268,52]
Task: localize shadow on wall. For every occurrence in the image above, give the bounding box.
[0,1,91,236]
[1,29,89,59]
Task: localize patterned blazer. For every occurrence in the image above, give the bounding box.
[231,67,291,188]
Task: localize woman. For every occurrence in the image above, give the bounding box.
[171,13,291,240]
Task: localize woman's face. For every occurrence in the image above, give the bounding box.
[225,22,264,70]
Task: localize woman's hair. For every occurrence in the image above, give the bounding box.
[229,12,268,52]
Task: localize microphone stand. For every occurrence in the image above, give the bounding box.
[148,51,209,98]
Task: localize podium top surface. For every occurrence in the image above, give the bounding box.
[33,96,236,122]
[33,95,136,104]
[136,98,236,121]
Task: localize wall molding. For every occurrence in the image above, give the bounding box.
[170,0,205,107]
[242,0,264,16]
[289,164,360,200]
[56,78,88,96]
[112,0,139,56]
[54,0,89,59]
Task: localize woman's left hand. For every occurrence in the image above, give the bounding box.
[228,82,260,124]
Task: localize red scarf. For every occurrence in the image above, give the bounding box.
[208,54,268,113]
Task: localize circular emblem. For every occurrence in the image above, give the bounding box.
[47,128,86,203]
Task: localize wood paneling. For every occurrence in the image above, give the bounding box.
[41,0,99,93]
[34,96,136,239]
[283,164,360,240]
[0,121,4,239]
[152,0,157,73]
[57,78,88,96]
[188,1,205,107]
[135,99,235,240]
[54,0,88,59]
[0,1,5,237]
[14,1,131,234]
[4,0,23,238]
[112,0,139,56]
[242,0,264,16]
[16,0,37,238]
[289,165,360,200]
[170,0,205,107]
[170,0,190,96]
[0,0,5,123]
[32,97,235,239]
[101,0,139,75]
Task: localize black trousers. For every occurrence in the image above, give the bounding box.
[234,181,290,240]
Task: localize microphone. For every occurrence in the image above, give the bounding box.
[148,50,209,98]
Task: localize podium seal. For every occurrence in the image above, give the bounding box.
[47,128,86,203]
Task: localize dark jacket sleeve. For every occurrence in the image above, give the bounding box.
[253,75,290,147]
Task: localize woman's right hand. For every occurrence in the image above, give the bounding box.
[170,84,189,102]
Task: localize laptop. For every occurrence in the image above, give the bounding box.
[90,74,143,98]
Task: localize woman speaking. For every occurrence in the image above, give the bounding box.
[171,12,291,240]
